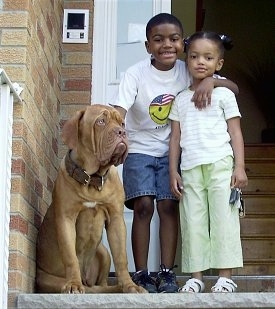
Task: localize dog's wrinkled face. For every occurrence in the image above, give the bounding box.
[83,105,128,166]
[62,104,128,167]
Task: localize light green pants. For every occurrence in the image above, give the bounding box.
[180,156,243,273]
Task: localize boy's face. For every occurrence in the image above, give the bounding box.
[145,23,184,71]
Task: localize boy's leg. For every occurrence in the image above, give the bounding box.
[154,155,179,292]
[155,199,179,293]
[122,153,159,293]
[132,196,154,271]
[157,199,178,268]
[131,196,158,293]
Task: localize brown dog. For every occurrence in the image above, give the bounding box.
[36,104,145,294]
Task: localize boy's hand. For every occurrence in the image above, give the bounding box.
[191,77,214,109]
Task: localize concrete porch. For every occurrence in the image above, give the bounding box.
[16,292,275,309]
[17,276,275,308]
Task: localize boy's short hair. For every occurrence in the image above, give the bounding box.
[146,13,184,40]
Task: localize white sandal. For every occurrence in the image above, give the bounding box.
[211,277,237,293]
[178,278,205,293]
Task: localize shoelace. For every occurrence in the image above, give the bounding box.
[158,264,178,283]
[159,264,178,273]
[136,271,155,286]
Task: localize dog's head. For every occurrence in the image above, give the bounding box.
[62,104,128,167]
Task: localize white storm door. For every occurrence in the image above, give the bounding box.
[92,0,171,272]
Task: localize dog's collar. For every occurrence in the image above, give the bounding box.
[65,150,108,191]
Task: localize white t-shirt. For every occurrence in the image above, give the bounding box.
[169,87,241,170]
[113,57,191,157]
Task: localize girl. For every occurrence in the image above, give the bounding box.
[169,31,248,293]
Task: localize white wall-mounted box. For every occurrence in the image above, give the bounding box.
[62,9,89,43]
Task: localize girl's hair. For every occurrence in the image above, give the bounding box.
[146,13,184,40]
[184,31,233,56]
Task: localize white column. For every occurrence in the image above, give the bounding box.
[0,69,21,309]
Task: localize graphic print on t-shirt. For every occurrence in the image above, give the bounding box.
[149,94,175,125]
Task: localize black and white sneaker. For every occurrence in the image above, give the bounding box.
[156,264,178,293]
[132,270,158,293]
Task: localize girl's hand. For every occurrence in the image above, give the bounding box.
[170,172,183,199]
[231,166,248,189]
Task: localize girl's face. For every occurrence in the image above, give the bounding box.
[145,23,184,71]
[186,38,224,81]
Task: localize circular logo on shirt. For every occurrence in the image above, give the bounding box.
[149,94,175,125]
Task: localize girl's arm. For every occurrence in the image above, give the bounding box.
[169,120,183,199]
[227,117,248,189]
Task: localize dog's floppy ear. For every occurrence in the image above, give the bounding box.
[62,109,85,149]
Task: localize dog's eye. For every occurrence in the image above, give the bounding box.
[96,118,105,126]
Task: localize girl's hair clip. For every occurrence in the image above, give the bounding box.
[219,34,233,50]
[183,37,189,53]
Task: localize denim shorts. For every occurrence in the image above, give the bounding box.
[122,153,177,209]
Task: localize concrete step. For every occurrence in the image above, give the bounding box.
[17,276,275,308]
[17,292,275,309]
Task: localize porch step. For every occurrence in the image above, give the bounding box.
[17,293,275,308]
[244,144,275,158]
[17,276,275,308]
[240,144,275,276]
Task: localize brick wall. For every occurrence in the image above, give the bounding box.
[0,0,94,307]
[61,0,94,157]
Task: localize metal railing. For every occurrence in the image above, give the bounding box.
[0,69,21,309]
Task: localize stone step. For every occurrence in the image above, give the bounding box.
[17,292,275,309]
[17,276,275,309]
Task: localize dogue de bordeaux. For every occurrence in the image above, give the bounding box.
[36,104,146,294]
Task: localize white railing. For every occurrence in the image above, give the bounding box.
[0,69,22,309]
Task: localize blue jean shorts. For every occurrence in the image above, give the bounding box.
[122,153,177,209]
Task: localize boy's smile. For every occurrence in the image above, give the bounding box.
[145,23,184,71]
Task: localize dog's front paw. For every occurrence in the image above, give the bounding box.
[123,282,148,293]
[61,280,85,294]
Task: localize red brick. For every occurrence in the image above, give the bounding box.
[52,136,58,155]
[11,158,26,176]
[10,215,28,235]
[47,176,54,193]
[37,22,44,48]
[34,178,43,198]
[4,0,30,11]
[63,79,91,91]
